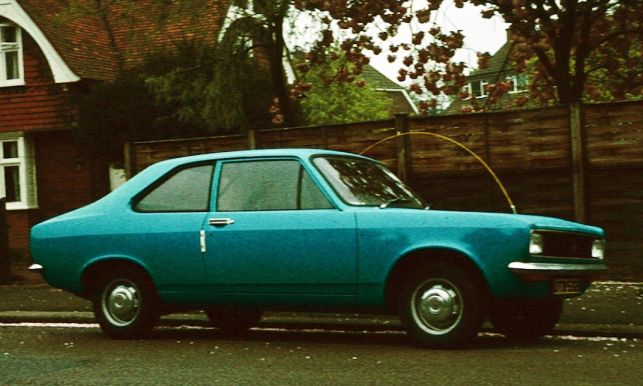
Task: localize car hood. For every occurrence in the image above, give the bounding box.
[370,208,604,236]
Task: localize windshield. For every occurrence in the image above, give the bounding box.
[313,156,426,209]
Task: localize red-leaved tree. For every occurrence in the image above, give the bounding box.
[294,0,642,113]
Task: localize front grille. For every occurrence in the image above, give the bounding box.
[541,232,595,259]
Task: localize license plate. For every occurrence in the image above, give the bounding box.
[553,279,582,295]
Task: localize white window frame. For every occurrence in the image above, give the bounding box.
[464,80,488,99]
[0,22,25,87]
[462,83,473,100]
[1,133,37,210]
[508,74,528,94]
[477,80,488,98]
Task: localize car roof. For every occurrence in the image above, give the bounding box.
[157,148,373,167]
[95,148,368,206]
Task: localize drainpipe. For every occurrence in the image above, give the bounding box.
[0,197,12,284]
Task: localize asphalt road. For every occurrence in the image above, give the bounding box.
[1,273,641,385]
[2,281,642,338]
[1,323,641,386]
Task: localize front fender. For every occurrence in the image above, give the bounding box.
[356,210,533,304]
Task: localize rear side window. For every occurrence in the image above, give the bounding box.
[216,160,332,211]
[135,164,214,212]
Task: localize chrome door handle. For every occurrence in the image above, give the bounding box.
[209,218,235,226]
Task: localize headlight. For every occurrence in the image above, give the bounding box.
[592,239,606,260]
[529,230,605,259]
[529,232,544,255]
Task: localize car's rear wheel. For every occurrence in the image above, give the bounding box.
[92,268,160,339]
[204,308,263,334]
[489,298,563,341]
[398,263,486,348]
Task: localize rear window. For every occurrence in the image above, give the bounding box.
[135,164,214,212]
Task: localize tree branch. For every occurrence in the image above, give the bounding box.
[572,0,597,99]
[589,28,643,51]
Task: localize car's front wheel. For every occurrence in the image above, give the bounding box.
[92,268,160,339]
[489,298,563,341]
[204,308,263,334]
[398,263,486,348]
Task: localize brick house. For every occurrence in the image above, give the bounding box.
[0,0,229,257]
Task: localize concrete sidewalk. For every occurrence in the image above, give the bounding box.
[1,266,642,338]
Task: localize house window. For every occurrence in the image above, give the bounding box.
[508,75,528,93]
[463,80,488,99]
[0,135,37,209]
[0,23,23,87]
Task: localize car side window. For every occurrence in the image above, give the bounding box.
[135,164,214,212]
[299,167,332,210]
[217,160,332,211]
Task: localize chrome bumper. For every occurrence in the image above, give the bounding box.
[508,261,608,276]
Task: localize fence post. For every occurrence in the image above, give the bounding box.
[569,102,588,223]
[395,113,411,182]
[0,197,11,284]
[247,129,257,150]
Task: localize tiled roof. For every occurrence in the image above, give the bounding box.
[361,64,405,90]
[17,0,229,81]
[362,64,417,114]
[468,42,513,81]
[445,41,518,114]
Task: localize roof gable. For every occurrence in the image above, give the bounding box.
[16,0,230,82]
[0,0,79,82]
[361,64,418,114]
[445,40,519,114]
[362,64,405,90]
[468,42,513,81]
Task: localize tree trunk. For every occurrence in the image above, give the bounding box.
[267,14,297,126]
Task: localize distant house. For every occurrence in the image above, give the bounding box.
[0,0,229,256]
[361,64,418,115]
[446,32,529,114]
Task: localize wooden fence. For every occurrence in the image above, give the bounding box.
[129,100,643,280]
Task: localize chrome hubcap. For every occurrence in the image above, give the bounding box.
[413,280,462,335]
[102,280,140,327]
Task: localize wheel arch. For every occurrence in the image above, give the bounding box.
[384,247,490,313]
[80,257,154,299]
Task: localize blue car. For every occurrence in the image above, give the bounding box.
[29,149,607,347]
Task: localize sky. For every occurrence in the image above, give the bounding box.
[367,1,510,83]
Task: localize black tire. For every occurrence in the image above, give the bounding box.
[489,298,563,341]
[398,263,486,348]
[92,268,160,339]
[204,308,263,334]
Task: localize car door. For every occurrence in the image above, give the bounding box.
[202,158,357,297]
[129,162,213,292]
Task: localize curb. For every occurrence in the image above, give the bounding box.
[1,311,642,339]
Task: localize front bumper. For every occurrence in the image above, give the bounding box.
[508,261,608,281]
